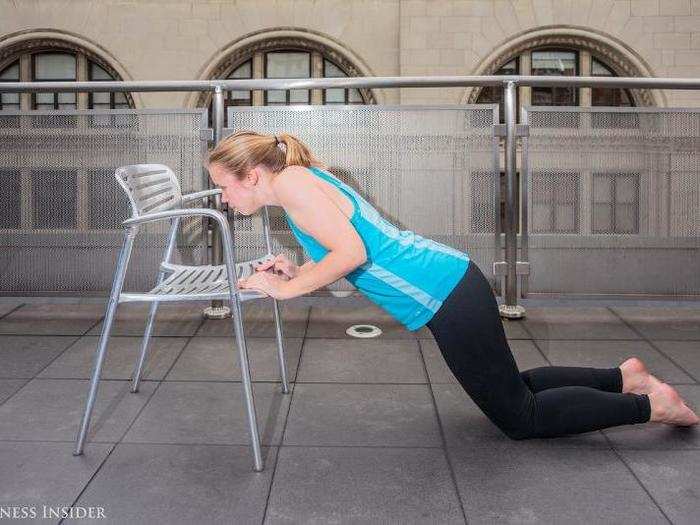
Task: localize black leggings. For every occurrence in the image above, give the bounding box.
[426,261,651,440]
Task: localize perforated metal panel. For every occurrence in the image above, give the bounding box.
[523,107,700,296]
[226,105,500,294]
[0,109,208,295]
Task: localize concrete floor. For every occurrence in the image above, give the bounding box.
[0,297,698,524]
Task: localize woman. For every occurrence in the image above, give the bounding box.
[206,130,699,439]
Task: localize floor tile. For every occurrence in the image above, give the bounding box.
[522,307,640,340]
[432,384,609,448]
[0,304,103,335]
[422,339,548,384]
[652,340,700,382]
[166,337,303,382]
[87,303,204,337]
[284,384,442,447]
[265,446,464,524]
[296,338,427,383]
[122,381,290,446]
[611,306,700,341]
[0,379,29,404]
[449,442,667,524]
[0,441,114,521]
[0,302,22,318]
[0,378,157,442]
[619,449,700,524]
[37,336,187,381]
[534,339,695,384]
[196,302,308,338]
[305,305,416,339]
[65,443,276,525]
[413,324,438,339]
[0,335,78,378]
[500,318,532,339]
[1,298,696,523]
[603,385,700,450]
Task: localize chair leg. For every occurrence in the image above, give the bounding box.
[131,217,179,393]
[271,298,290,394]
[230,296,264,472]
[217,211,264,471]
[259,206,290,394]
[74,227,136,456]
[130,300,160,393]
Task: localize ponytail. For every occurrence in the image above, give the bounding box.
[206,130,326,180]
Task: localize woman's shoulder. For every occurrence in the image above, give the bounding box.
[281,164,310,174]
[274,165,312,187]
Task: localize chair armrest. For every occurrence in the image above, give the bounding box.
[122,207,225,228]
[181,188,222,204]
[122,207,242,296]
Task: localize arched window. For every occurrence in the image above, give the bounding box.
[475,47,637,123]
[471,42,645,236]
[0,44,133,112]
[88,61,130,110]
[530,49,579,106]
[201,40,374,127]
[199,38,376,235]
[0,42,134,233]
[322,58,364,105]
[472,58,518,123]
[591,58,633,107]
[0,61,20,110]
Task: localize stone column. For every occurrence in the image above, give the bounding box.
[252,51,264,106]
[311,51,323,105]
[580,50,592,107]
[77,53,88,109]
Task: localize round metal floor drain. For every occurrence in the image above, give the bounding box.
[346,324,382,338]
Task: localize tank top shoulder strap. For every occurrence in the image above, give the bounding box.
[306,166,360,219]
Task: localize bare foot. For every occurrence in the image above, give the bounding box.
[648,383,700,426]
[620,357,663,395]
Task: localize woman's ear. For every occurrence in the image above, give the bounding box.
[242,166,260,187]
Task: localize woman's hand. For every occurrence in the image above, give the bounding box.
[237,271,290,300]
[254,253,298,280]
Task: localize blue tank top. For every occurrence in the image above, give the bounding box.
[284,166,471,331]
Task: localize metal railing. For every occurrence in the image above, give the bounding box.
[3,75,700,317]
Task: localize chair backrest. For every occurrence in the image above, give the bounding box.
[115,164,183,218]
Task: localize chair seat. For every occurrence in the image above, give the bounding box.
[119,254,275,303]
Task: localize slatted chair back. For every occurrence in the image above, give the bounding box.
[115,164,183,218]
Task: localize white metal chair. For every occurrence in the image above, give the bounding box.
[73,163,290,472]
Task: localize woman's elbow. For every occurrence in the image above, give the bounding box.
[351,255,367,272]
[350,246,367,267]
[339,252,366,273]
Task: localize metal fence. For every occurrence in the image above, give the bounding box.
[1,75,699,310]
[522,106,700,296]
[0,109,208,294]
[225,105,499,295]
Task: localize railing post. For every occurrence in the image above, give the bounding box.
[203,85,231,319]
[500,80,525,319]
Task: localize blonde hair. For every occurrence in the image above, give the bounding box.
[205,130,326,180]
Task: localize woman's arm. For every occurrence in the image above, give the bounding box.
[282,251,363,299]
[274,167,366,299]
[298,260,316,276]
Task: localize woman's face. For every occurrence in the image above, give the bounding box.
[207,163,258,215]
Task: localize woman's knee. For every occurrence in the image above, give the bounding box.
[500,423,536,441]
[489,398,538,440]
[519,369,534,390]
[487,410,537,440]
